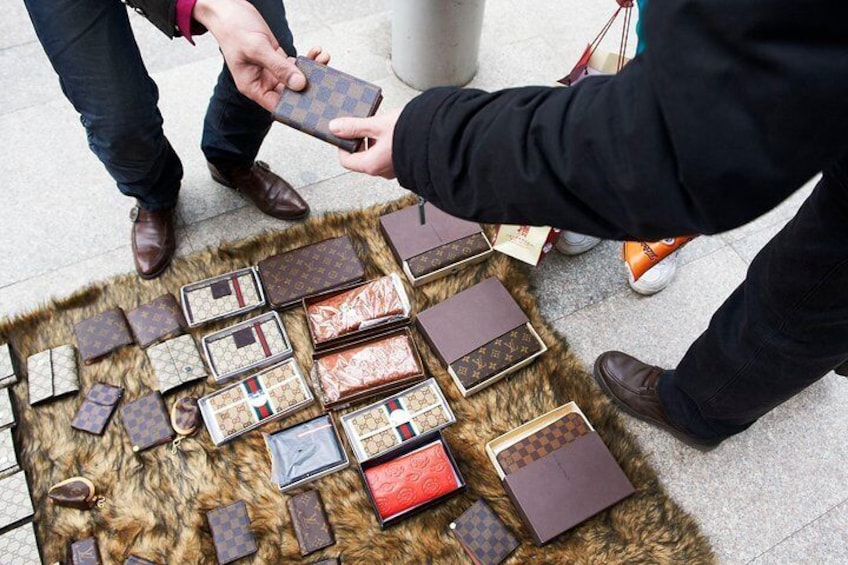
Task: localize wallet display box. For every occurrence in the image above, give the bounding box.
[416,277,547,397]
[310,328,426,410]
[180,267,266,327]
[202,311,293,382]
[380,202,493,286]
[303,274,412,351]
[486,402,634,545]
[199,358,313,445]
[264,414,349,492]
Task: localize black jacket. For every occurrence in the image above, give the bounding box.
[124,0,178,38]
[392,0,848,241]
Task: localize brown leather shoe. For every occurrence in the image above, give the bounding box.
[131,205,175,280]
[593,351,720,448]
[208,160,309,220]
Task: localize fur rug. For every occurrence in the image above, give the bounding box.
[1,197,714,564]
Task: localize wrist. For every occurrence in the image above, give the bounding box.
[192,0,236,32]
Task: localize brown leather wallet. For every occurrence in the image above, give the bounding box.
[121,391,175,453]
[287,489,335,556]
[74,308,134,364]
[126,293,187,348]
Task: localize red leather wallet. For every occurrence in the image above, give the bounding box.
[364,441,459,520]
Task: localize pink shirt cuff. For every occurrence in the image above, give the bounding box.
[176,0,202,44]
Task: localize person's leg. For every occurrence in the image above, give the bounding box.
[24,0,181,211]
[659,165,848,441]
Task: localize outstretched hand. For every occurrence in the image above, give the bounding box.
[329,109,402,179]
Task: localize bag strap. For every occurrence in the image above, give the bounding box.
[586,6,634,72]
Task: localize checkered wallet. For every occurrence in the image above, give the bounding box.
[0,387,15,431]
[27,345,79,405]
[146,335,207,395]
[0,522,42,564]
[450,500,519,565]
[0,470,34,531]
[71,383,124,435]
[74,308,135,364]
[70,537,101,565]
[0,343,18,388]
[126,293,187,348]
[207,500,258,564]
[273,56,383,152]
[496,411,590,475]
[121,391,174,453]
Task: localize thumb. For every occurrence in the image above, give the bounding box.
[255,44,306,91]
[329,116,378,139]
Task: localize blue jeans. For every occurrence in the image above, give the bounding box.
[24,0,295,211]
[659,160,848,441]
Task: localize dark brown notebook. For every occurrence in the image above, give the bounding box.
[273,57,383,152]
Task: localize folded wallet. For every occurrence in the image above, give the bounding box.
[450,500,519,565]
[147,335,207,395]
[288,489,335,556]
[0,470,34,531]
[121,391,175,453]
[70,537,101,565]
[257,236,365,309]
[0,343,16,388]
[273,56,383,152]
[203,312,291,381]
[27,345,79,405]
[74,308,134,364]
[71,383,123,435]
[0,387,15,431]
[0,522,42,564]
[181,268,265,327]
[207,500,258,565]
[126,293,187,348]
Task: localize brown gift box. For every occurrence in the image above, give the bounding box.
[380,203,493,286]
[416,277,547,396]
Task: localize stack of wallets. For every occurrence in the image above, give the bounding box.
[202,311,292,382]
[257,236,366,310]
[264,414,349,492]
[287,489,335,556]
[0,470,34,532]
[0,522,42,564]
[485,402,635,545]
[0,343,17,388]
[70,537,101,565]
[416,277,547,397]
[27,345,79,405]
[73,308,135,364]
[449,500,519,565]
[304,274,411,350]
[126,293,188,348]
[310,328,425,410]
[380,202,493,286]
[180,268,265,327]
[206,500,257,564]
[199,359,313,445]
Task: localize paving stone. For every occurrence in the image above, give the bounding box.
[750,499,848,565]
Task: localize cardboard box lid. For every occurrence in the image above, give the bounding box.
[502,432,634,545]
[380,203,483,261]
[416,277,529,364]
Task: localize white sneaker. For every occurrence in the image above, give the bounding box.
[628,250,679,295]
[555,231,602,256]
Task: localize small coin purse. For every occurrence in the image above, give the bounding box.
[146,335,207,395]
[74,308,134,364]
[0,343,18,388]
[126,293,187,348]
[27,345,79,405]
[48,476,104,510]
[121,391,175,453]
[71,383,124,435]
[206,500,257,565]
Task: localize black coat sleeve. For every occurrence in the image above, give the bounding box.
[392,0,848,240]
[124,0,178,38]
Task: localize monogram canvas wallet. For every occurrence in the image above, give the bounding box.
[0,343,17,388]
[74,308,134,364]
[126,294,187,348]
[203,312,292,382]
[257,235,365,310]
[181,268,265,327]
[121,391,174,453]
[71,383,123,435]
[0,522,42,564]
[70,537,101,565]
[146,334,207,395]
[450,500,519,565]
[0,387,15,431]
[288,489,335,556]
[207,500,258,565]
[27,345,79,405]
[0,470,34,531]
[273,56,383,153]
[0,427,19,478]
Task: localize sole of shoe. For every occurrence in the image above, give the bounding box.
[591,358,721,450]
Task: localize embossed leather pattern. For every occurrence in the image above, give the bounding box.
[126,294,187,348]
[496,412,591,475]
[258,236,365,309]
[287,489,334,556]
[0,343,16,388]
[146,335,207,394]
[273,57,383,152]
[120,392,174,453]
[0,523,41,564]
[451,325,543,390]
[71,383,123,435]
[207,500,257,565]
[182,270,263,326]
[70,537,101,565]
[27,345,79,405]
[0,388,15,431]
[450,500,518,565]
[74,309,134,364]
[364,441,460,520]
[0,470,34,530]
[407,233,491,278]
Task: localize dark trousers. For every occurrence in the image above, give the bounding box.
[659,161,848,441]
[24,0,295,211]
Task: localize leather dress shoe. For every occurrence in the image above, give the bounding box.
[593,351,720,448]
[131,205,175,280]
[208,160,309,220]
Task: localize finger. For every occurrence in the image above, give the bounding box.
[255,43,306,90]
[315,51,331,65]
[337,147,376,174]
[306,46,323,60]
[329,116,380,140]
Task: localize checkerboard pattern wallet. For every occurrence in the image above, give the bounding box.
[207,500,258,564]
[146,334,207,395]
[126,293,187,348]
[450,500,519,565]
[27,345,79,405]
[0,343,17,388]
[273,56,383,152]
[0,523,41,564]
[120,391,175,453]
[257,235,365,310]
[70,537,101,565]
[495,411,590,475]
[73,308,134,364]
[71,383,123,435]
[288,489,335,556]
